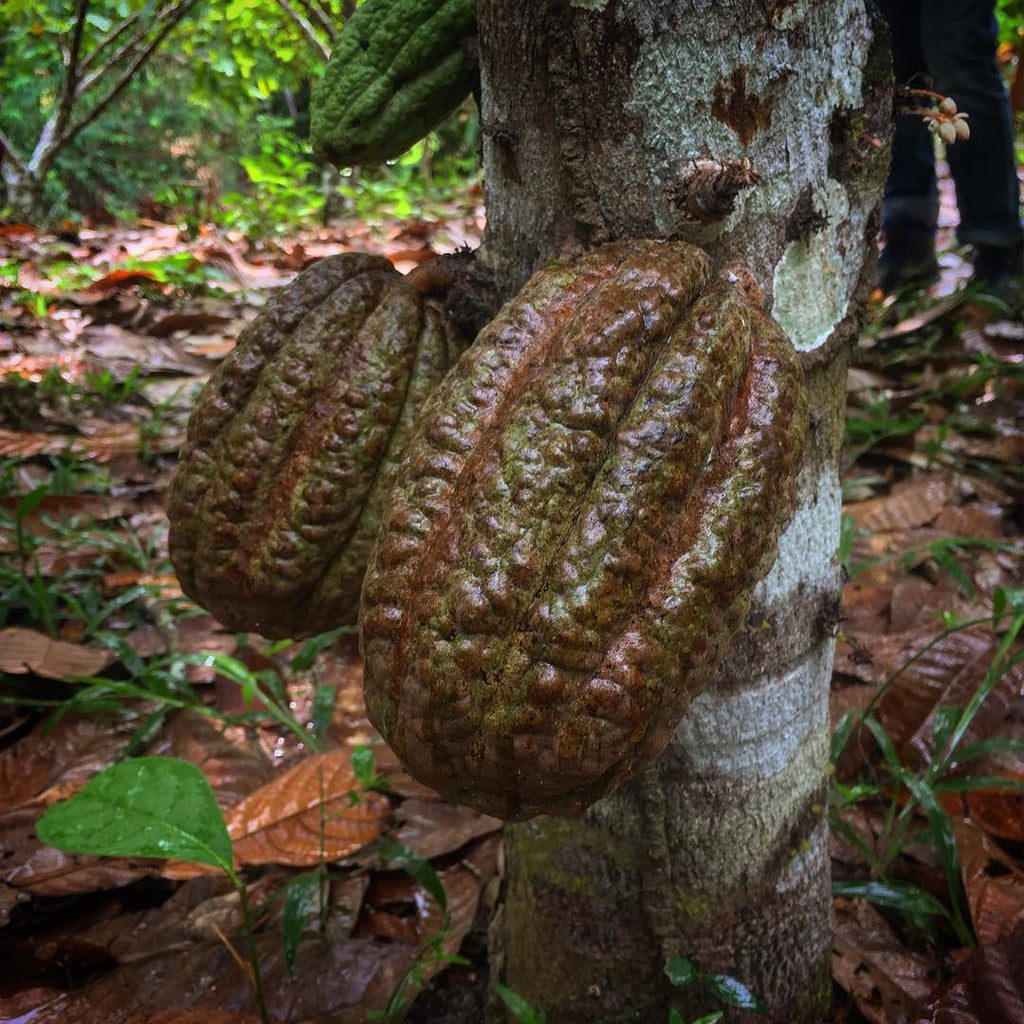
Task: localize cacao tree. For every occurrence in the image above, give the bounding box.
[471,2,890,1021]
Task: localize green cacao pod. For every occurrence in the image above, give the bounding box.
[310,0,477,167]
[360,239,808,820]
[168,252,466,639]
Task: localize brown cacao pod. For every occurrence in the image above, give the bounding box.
[168,252,466,639]
[360,239,808,820]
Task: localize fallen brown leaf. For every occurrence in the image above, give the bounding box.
[224,750,390,867]
[953,818,1024,948]
[912,919,1024,1023]
[0,626,113,680]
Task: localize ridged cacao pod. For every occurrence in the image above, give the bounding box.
[168,252,466,639]
[310,0,476,167]
[361,239,808,820]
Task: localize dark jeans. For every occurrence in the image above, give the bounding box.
[878,0,1022,249]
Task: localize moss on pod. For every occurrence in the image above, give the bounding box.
[168,252,466,639]
[361,239,808,820]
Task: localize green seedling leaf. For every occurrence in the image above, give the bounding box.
[493,982,547,1023]
[702,973,765,1012]
[931,705,961,757]
[832,879,952,920]
[664,956,697,987]
[669,1011,684,1024]
[928,542,975,597]
[933,775,1024,794]
[953,737,1024,764]
[691,1015,725,1024]
[350,745,376,789]
[310,683,336,738]
[830,711,857,763]
[291,626,351,671]
[36,757,232,870]
[378,840,447,911]
[282,870,321,975]
[862,716,902,776]
[993,586,1024,623]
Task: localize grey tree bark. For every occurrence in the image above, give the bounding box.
[475,2,891,1021]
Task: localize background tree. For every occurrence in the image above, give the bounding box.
[475,2,891,1020]
[0,0,345,225]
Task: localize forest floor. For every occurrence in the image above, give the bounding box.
[0,179,1021,1023]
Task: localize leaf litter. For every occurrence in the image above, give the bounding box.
[1,196,1022,1021]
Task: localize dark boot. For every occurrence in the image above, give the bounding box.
[877,225,939,293]
[971,242,1023,311]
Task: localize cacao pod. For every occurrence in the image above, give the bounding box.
[310,0,477,167]
[168,252,466,639]
[361,239,808,820]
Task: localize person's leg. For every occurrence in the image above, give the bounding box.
[877,0,940,290]
[923,1,1022,288]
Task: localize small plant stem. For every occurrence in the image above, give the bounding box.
[227,867,271,1024]
[877,614,1024,876]
[834,615,992,765]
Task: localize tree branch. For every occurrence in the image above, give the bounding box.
[294,0,338,42]
[0,128,29,173]
[74,3,176,101]
[78,9,144,74]
[47,0,90,151]
[54,0,200,154]
[275,0,332,61]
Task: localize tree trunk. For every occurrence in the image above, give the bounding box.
[2,163,47,224]
[476,2,891,1021]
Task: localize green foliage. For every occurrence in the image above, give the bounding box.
[36,756,233,867]
[830,586,1024,945]
[664,956,766,1018]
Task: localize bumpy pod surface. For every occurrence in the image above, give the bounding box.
[310,0,476,167]
[168,253,465,639]
[361,239,808,820]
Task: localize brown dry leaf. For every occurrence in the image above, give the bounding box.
[832,898,940,1024]
[11,930,416,1023]
[146,310,232,337]
[912,919,1024,1023]
[847,474,953,533]
[126,1012,269,1024]
[0,424,182,461]
[393,798,502,860]
[0,711,140,814]
[0,626,113,680]
[2,824,157,896]
[952,818,1024,948]
[843,581,893,621]
[834,625,1021,776]
[224,749,390,866]
[945,777,1024,843]
[933,505,1005,541]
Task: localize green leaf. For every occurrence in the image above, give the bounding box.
[310,683,336,739]
[832,879,951,920]
[668,1011,685,1024]
[35,757,232,870]
[378,840,446,911]
[350,745,376,788]
[282,870,321,975]
[691,1015,725,1024]
[664,956,697,987]
[702,973,765,1012]
[493,982,546,1023]
[291,626,350,671]
[931,705,961,757]
[933,775,1024,794]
